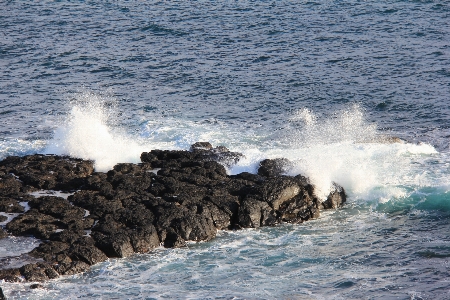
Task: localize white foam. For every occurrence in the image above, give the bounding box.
[230,106,441,201]
[44,92,149,172]
[0,139,46,160]
[37,96,446,204]
[29,190,75,199]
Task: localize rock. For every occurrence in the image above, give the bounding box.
[257,158,293,177]
[92,230,134,258]
[278,190,321,223]
[258,177,302,210]
[0,155,94,191]
[69,191,123,218]
[54,260,90,276]
[0,174,22,196]
[190,143,244,167]
[30,283,44,289]
[154,202,217,247]
[0,143,348,282]
[20,262,59,281]
[0,287,6,300]
[29,241,70,262]
[128,225,160,253]
[0,215,7,222]
[141,143,243,168]
[322,183,347,209]
[238,197,277,228]
[163,228,186,248]
[203,195,239,230]
[66,237,108,265]
[108,170,153,195]
[0,197,25,213]
[0,268,21,282]
[190,142,213,150]
[28,196,85,222]
[49,229,88,244]
[6,209,59,239]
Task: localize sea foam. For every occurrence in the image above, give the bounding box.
[44,93,148,172]
[42,95,442,205]
[230,105,440,202]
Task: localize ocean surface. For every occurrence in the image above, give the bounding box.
[1,0,450,299]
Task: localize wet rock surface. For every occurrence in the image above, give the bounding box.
[0,144,346,282]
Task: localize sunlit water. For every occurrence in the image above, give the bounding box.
[1,1,450,299]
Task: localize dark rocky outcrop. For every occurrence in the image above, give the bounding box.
[0,155,94,191]
[0,228,7,239]
[257,158,293,177]
[0,143,346,283]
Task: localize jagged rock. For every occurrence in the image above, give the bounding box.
[6,209,59,239]
[0,142,347,282]
[0,197,25,213]
[190,142,213,150]
[0,268,22,282]
[203,195,239,230]
[30,284,44,289]
[141,143,243,168]
[88,202,159,256]
[323,183,347,209]
[163,228,186,248]
[92,230,134,258]
[66,236,108,265]
[154,202,217,247]
[0,287,6,299]
[49,229,86,244]
[128,225,160,253]
[54,259,90,276]
[0,155,94,190]
[258,158,293,177]
[0,174,23,196]
[190,142,244,167]
[238,197,277,228]
[0,228,8,239]
[258,176,302,210]
[107,169,154,195]
[279,191,321,223]
[28,196,85,221]
[0,215,7,223]
[69,191,123,218]
[29,240,70,262]
[20,262,59,281]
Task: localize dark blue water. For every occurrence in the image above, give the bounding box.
[1,1,450,299]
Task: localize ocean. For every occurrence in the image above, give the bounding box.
[1,0,450,299]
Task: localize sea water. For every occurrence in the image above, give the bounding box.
[1,1,450,299]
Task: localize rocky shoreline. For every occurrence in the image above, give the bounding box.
[0,143,346,283]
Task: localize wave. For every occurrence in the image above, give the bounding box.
[0,92,447,208]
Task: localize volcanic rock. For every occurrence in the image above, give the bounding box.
[257,158,293,177]
[20,262,59,281]
[0,197,25,213]
[0,155,94,191]
[0,142,347,282]
[6,209,60,239]
[322,182,347,209]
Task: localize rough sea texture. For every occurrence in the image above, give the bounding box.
[1,1,450,299]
